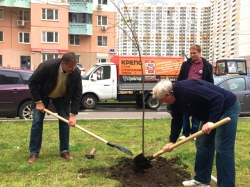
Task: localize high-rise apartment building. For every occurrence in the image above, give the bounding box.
[238,0,250,69]
[209,0,240,62]
[117,2,210,60]
[210,0,250,70]
[0,0,117,70]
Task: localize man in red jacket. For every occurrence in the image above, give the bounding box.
[177,44,214,140]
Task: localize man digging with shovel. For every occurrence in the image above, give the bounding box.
[27,52,82,163]
[152,79,240,187]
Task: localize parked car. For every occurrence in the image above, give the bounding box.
[214,75,250,116]
[0,68,34,119]
[166,75,250,116]
[77,63,85,76]
[0,68,54,119]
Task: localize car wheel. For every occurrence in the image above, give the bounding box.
[82,95,98,109]
[19,101,33,119]
[146,95,161,110]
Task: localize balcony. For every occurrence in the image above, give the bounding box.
[68,0,93,14]
[68,23,92,35]
[0,0,30,8]
[68,12,92,35]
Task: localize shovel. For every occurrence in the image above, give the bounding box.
[134,117,231,170]
[44,108,133,156]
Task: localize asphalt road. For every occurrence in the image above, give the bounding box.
[45,103,171,120]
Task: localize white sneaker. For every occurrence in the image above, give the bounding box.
[179,135,186,140]
[182,179,210,187]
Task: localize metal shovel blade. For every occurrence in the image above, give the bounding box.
[134,153,153,170]
[107,142,133,156]
[133,117,231,170]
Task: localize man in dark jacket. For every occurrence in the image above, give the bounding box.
[177,44,214,140]
[153,79,240,187]
[27,52,82,163]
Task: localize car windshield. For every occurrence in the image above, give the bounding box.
[214,77,225,85]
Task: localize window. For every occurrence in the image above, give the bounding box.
[0,55,2,66]
[97,36,107,46]
[0,71,22,85]
[69,35,80,45]
[94,66,110,80]
[19,32,30,44]
[18,10,30,21]
[0,9,3,20]
[42,54,58,62]
[69,13,92,24]
[42,32,58,43]
[98,59,107,63]
[227,61,237,73]
[98,16,107,26]
[75,55,80,63]
[42,9,58,21]
[218,78,245,92]
[98,0,107,5]
[0,31,3,42]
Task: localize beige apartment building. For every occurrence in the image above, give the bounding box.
[0,0,117,71]
[209,0,240,62]
[210,0,250,70]
[117,2,211,60]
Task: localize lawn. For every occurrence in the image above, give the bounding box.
[0,118,249,187]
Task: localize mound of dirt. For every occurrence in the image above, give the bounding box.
[79,156,191,187]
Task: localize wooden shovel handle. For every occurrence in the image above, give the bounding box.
[152,117,231,158]
[44,108,109,144]
[90,148,96,154]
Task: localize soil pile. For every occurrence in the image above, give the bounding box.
[80,156,192,187]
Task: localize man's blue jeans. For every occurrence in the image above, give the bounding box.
[29,97,70,155]
[182,113,200,137]
[194,100,240,187]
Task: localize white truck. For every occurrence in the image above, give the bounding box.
[81,55,184,110]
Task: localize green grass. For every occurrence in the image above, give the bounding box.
[0,118,249,187]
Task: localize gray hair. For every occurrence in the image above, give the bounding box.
[152,79,173,100]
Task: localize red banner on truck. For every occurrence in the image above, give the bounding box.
[110,56,184,82]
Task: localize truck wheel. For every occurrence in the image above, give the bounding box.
[82,95,98,109]
[19,101,33,119]
[146,95,161,110]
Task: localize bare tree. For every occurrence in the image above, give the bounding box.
[110,0,147,155]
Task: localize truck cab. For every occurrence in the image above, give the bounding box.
[215,58,247,76]
[81,63,118,109]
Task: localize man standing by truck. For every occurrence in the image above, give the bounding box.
[177,44,214,140]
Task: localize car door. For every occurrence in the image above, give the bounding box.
[0,70,26,116]
[217,77,250,113]
[88,66,115,100]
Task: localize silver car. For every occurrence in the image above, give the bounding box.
[77,63,85,76]
[214,75,250,116]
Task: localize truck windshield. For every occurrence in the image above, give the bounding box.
[82,65,99,78]
[215,59,247,75]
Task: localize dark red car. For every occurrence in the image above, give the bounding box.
[0,68,33,119]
